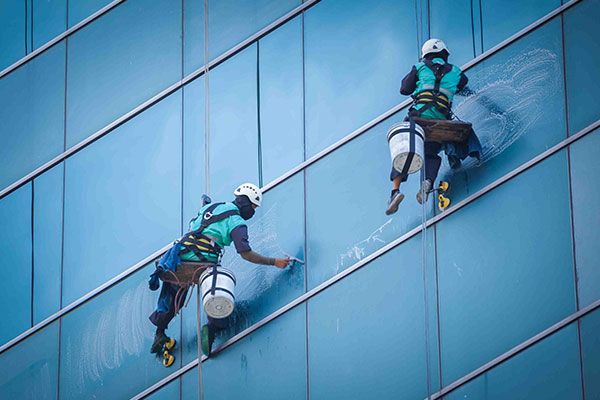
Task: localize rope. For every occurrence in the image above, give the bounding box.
[197,281,204,400]
[420,135,433,399]
[203,0,211,196]
[200,1,209,396]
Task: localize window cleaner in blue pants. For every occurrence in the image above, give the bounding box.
[386,39,481,215]
[148,183,291,365]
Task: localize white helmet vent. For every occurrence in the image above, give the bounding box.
[234,183,263,207]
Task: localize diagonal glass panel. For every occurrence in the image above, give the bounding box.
[0,321,59,400]
[0,184,32,346]
[436,150,576,384]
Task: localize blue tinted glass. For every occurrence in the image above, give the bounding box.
[430,0,476,66]
[0,42,65,191]
[33,164,63,324]
[304,0,417,157]
[59,264,178,399]
[202,306,306,400]
[181,367,199,400]
[480,0,559,51]
[447,324,582,399]
[570,129,600,307]
[68,0,112,27]
[309,233,440,399]
[182,174,305,362]
[183,0,205,76]
[440,19,566,203]
[66,0,181,147]
[32,0,67,49]
[564,0,600,133]
[0,321,59,399]
[208,45,258,200]
[0,0,26,70]
[181,288,201,365]
[183,78,206,227]
[436,151,576,384]
[146,378,180,400]
[182,311,308,399]
[207,0,299,60]
[62,92,182,305]
[259,16,304,183]
[0,184,32,345]
[305,112,435,290]
[581,309,600,400]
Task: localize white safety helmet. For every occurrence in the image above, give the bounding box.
[421,38,449,58]
[234,183,263,207]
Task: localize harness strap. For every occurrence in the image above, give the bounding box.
[180,203,241,260]
[398,118,416,177]
[412,60,454,118]
[210,265,218,296]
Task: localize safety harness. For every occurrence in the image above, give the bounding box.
[180,202,240,262]
[411,59,453,119]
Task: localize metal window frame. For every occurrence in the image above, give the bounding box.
[0,0,588,356]
[0,0,580,200]
[0,0,126,80]
[129,118,600,399]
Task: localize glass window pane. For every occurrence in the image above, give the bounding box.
[183,0,205,76]
[446,324,582,399]
[305,112,434,290]
[443,19,566,202]
[0,184,32,345]
[208,45,258,200]
[569,129,600,308]
[201,306,306,400]
[0,0,26,70]
[207,0,299,60]
[304,0,417,157]
[0,321,59,400]
[480,0,560,51]
[309,234,440,399]
[59,264,178,399]
[430,0,476,66]
[183,77,206,226]
[33,164,64,324]
[564,0,600,133]
[0,43,66,191]
[66,0,181,147]
[259,16,304,183]
[146,378,180,400]
[68,0,113,27]
[62,92,182,305]
[32,0,67,49]
[436,151,576,384]
[581,308,600,400]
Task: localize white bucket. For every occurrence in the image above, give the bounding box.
[200,267,236,319]
[387,122,425,174]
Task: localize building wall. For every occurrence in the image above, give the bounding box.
[0,0,599,399]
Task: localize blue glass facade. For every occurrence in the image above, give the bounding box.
[1,0,599,399]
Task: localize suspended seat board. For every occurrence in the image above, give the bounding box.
[413,118,472,143]
[159,261,215,286]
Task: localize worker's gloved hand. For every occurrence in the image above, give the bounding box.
[273,257,291,268]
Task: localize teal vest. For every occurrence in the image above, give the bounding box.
[412,57,463,119]
[180,202,246,262]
